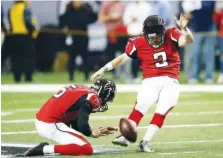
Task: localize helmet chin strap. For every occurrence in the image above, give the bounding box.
[97,86,102,96]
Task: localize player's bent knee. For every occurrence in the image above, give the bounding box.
[150,113,165,128]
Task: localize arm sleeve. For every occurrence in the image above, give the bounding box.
[77,101,93,137]
[125,39,137,59]
[70,120,78,130]
[24,7,35,33]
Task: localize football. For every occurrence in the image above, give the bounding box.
[119,118,137,142]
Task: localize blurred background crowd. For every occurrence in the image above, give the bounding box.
[1,0,223,84]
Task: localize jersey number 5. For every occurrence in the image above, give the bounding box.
[153,52,168,68]
[53,85,77,98]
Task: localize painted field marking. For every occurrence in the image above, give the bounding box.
[158,151,204,155]
[1,112,13,116]
[2,84,223,92]
[1,143,118,156]
[137,123,223,129]
[2,139,223,146]
[2,110,223,122]
[2,119,35,123]
[2,100,223,106]
[2,123,223,135]
[214,154,223,157]
[152,139,223,145]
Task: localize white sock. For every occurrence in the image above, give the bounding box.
[143,124,159,142]
[43,145,55,154]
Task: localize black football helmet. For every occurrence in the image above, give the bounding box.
[142,15,165,48]
[91,78,117,112]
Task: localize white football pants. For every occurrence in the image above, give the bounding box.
[135,76,180,115]
[35,119,88,146]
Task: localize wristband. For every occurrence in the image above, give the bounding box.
[182,28,190,35]
[105,62,113,71]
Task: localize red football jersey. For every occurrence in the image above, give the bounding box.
[36,85,101,123]
[125,27,183,79]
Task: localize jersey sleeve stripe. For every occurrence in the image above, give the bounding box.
[86,93,95,100]
[129,44,136,55]
[170,34,177,42]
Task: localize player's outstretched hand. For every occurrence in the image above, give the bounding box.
[91,126,118,138]
[91,127,106,138]
[90,68,105,82]
[174,13,189,30]
[102,126,119,134]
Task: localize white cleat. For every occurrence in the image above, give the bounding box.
[112,135,129,147]
[138,140,154,152]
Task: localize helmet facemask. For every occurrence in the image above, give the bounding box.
[144,25,165,48]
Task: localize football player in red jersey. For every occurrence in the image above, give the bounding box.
[91,14,193,152]
[24,78,117,156]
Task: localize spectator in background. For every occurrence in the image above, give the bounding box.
[98,1,125,80]
[1,4,11,73]
[57,0,70,52]
[1,5,7,46]
[123,1,151,83]
[8,0,37,83]
[182,1,216,84]
[155,1,174,28]
[62,1,97,82]
[214,2,223,83]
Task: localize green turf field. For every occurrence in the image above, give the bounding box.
[1,92,223,157]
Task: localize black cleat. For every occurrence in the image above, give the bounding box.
[24,142,49,156]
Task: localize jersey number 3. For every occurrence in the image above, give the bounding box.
[153,52,168,68]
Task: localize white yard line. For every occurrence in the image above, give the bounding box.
[1,119,35,123]
[214,154,223,157]
[2,139,223,146]
[2,131,37,135]
[2,111,223,122]
[2,123,223,135]
[137,123,223,129]
[2,84,223,92]
[158,151,204,155]
[2,101,223,113]
[152,139,223,145]
[2,100,223,106]
[0,143,211,156]
[2,108,39,113]
[1,112,14,116]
